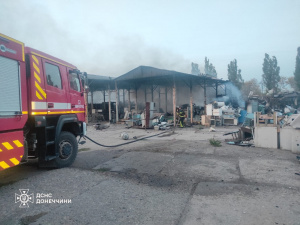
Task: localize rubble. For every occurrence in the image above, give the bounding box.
[93,123,110,130]
[209,127,216,132]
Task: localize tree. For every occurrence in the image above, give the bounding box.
[262,53,280,93]
[294,47,300,90]
[204,57,217,77]
[191,62,200,75]
[278,76,293,92]
[227,59,244,90]
[241,78,262,100]
[287,76,297,91]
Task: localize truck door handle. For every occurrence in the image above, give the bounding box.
[71,104,75,108]
[48,103,54,108]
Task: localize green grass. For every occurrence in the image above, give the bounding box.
[97,168,110,172]
[78,148,91,152]
[209,138,222,147]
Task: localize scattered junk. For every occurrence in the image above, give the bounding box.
[93,123,101,130]
[93,123,110,130]
[222,110,300,153]
[209,127,216,132]
[120,132,129,140]
[223,112,255,146]
[224,128,254,147]
[202,102,240,127]
[123,102,173,130]
[221,89,300,151]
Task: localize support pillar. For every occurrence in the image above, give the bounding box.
[165,87,168,113]
[103,90,106,110]
[173,79,176,127]
[204,81,207,115]
[123,89,125,106]
[158,86,161,113]
[108,84,111,122]
[135,88,138,112]
[115,81,119,122]
[128,89,131,112]
[151,84,154,102]
[190,82,193,124]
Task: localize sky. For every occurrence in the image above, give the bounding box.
[1,0,300,81]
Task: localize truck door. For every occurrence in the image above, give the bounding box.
[42,59,70,114]
[68,70,85,121]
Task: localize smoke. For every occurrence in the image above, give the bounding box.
[1,1,191,77]
[217,82,245,108]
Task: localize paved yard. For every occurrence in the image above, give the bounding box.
[0,124,299,225]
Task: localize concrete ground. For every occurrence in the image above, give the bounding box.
[0,124,299,225]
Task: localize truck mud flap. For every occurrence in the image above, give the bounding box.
[0,130,24,171]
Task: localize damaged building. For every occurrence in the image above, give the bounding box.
[86,66,227,127]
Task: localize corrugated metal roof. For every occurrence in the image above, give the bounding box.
[115,66,218,81]
[87,74,115,91]
[87,74,113,81]
[86,66,227,91]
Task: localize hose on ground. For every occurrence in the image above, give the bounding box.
[80,130,171,148]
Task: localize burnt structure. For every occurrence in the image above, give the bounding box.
[87,66,227,125]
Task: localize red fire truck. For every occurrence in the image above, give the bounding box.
[0,33,86,171]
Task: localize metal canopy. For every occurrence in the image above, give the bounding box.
[87,74,114,92]
[87,66,229,123]
[114,66,227,89]
[87,66,227,91]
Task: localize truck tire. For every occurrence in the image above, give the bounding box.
[54,131,78,168]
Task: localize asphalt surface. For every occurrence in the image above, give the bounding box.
[0,125,300,225]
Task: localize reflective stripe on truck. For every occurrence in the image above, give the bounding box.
[0,131,24,171]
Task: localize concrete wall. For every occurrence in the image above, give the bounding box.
[280,127,300,154]
[254,126,300,153]
[254,127,278,149]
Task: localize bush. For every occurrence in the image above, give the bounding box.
[209,138,222,147]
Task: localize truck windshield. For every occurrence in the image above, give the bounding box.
[0,56,21,116]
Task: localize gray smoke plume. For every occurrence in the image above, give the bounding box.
[1,1,191,77]
[217,82,245,108]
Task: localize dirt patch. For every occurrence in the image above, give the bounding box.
[109,169,192,191]
[20,212,48,225]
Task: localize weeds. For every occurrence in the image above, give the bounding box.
[97,168,110,172]
[209,138,222,147]
[78,148,91,152]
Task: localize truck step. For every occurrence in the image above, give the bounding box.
[46,141,55,146]
[46,126,55,130]
[45,155,58,161]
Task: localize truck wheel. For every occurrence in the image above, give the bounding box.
[55,131,78,168]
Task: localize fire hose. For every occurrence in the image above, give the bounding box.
[79,130,172,148]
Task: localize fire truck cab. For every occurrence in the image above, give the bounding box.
[0,33,86,171]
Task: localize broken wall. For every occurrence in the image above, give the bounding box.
[254,127,278,149]
[280,127,300,154]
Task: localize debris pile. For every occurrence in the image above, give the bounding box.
[201,102,241,127]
